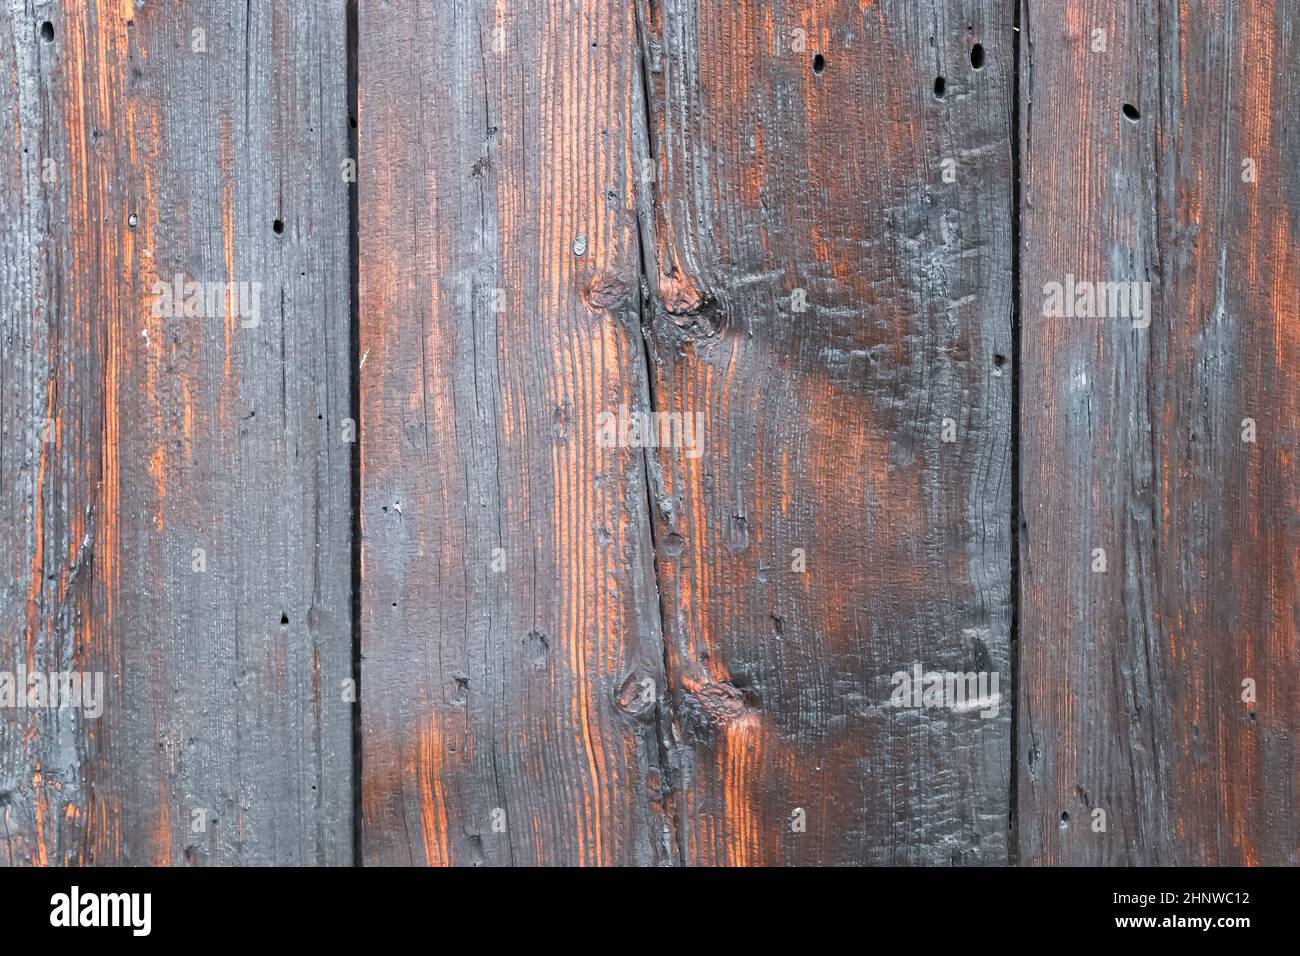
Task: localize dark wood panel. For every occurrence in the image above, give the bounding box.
[1019,0,1298,865]
[1,0,1290,870]
[640,0,1015,864]
[358,0,674,865]
[0,1,353,865]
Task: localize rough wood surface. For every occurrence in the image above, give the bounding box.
[1018,0,1299,865]
[2,0,1294,869]
[639,0,1015,865]
[0,1,353,865]
[358,0,674,865]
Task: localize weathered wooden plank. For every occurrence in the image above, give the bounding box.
[1019,0,1298,864]
[0,1,353,865]
[358,0,674,865]
[640,0,1015,864]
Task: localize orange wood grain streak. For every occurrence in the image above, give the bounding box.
[2,0,353,865]
[359,0,673,866]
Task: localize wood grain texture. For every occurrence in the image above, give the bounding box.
[2,0,1292,870]
[1018,0,1299,865]
[358,0,674,865]
[0,1,353,865]
[639,0,1015,864]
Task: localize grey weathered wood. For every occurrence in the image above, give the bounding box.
[0,0,353,865]
[1019,0,1299,865]
[639,0,1015,864]
[358,0,674,865]
[3,0,1292,870]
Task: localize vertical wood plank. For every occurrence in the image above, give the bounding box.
[358,1,674,865]
[1019,0,1298,864]
[641,0,1015,864]
[0,1,353,865]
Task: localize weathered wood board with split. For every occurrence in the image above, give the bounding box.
[639,0,1014,864]
[0,0,1293,867]
[0,1,353,865]
[358,0,1015,866]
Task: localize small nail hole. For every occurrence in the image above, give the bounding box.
[1060,811,1070,825]
[1122,103,1141,122]
[933,76,946,99]
[970,44,985,70]
[40,21,53,43]
[280,613,289,625]
[812,53,825,75]
[272,218,285,234]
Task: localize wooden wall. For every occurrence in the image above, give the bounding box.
[1019,0,1297,866]
[1,1,353,865]
[1,0,1293,866]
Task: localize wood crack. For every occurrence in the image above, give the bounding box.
[633,0,686,867]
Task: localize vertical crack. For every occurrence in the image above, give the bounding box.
[346,0,363,868]
[1008,0,1025,868]
[632,0,686,868]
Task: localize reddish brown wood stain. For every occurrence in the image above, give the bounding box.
[1,0,1293,867]
[1019,0,1297,865]
[2,2,352,865]
[358,0,671,865]
[638,0,1014,864]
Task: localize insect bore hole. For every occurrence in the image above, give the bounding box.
[933,76,947,99]
[40,21,53,43]
[272,218,285,235]
[1122,102,1141,122]
[970,44,985,70]
[812,53,825,75]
